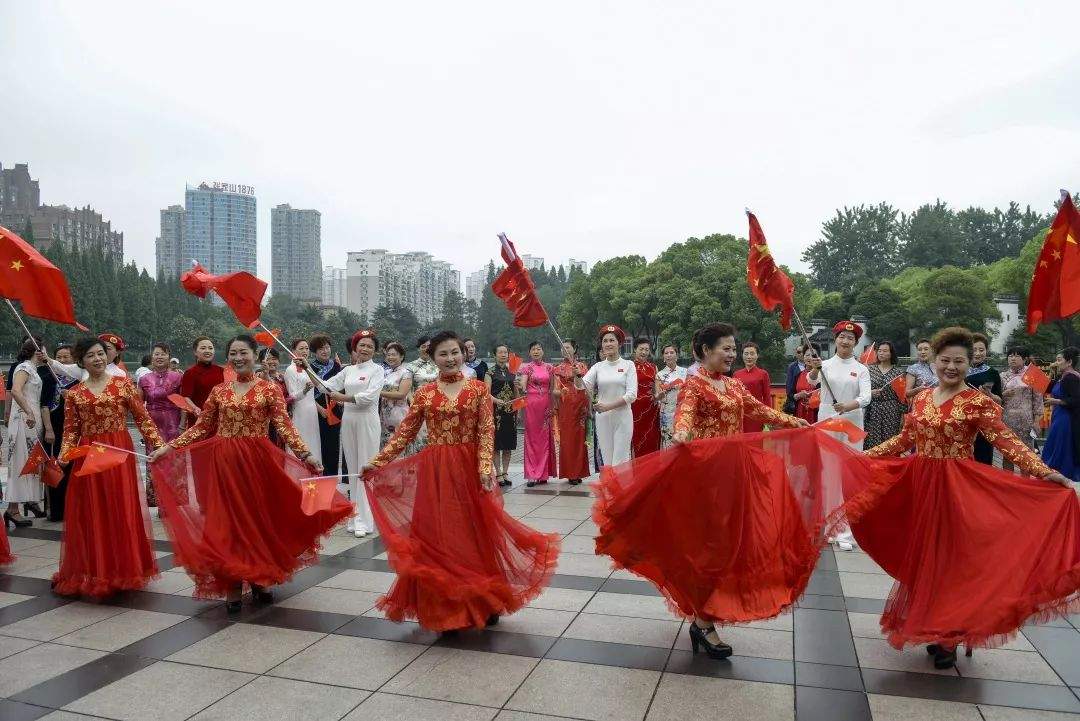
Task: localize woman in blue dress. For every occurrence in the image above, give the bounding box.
[1042,346,1080,482]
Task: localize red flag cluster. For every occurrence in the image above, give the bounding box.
[746,212,795,331]
[180,262,267,327]
[0,225,86,329]
[254,328,281,347]
[859,345,877,365]
[1027,192,1080,334]
[491,234,549,328]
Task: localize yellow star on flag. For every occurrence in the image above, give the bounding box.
[10,260,23,271]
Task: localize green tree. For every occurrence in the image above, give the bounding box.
[849,282,910,349]
[371,303,422,348]
[801,203,901,294]
[900,200,964,269]
[904,266,1000,337]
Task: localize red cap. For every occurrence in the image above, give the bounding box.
[98,333,125,351]
[598,324,627,344]
[350,329,377,351]
[831,320,863,341]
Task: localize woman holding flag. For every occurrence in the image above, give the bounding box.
[5,337,48,528]
[284,338,322,466]
[308,333,344,476]
[54,336,164,598]
[150,335,351,611]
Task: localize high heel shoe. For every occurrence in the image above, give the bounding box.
[225,600,242,614]
[250,585,274,605]
[688,623,733,660]
[23,502,45,519]
[933,645,958,669]
[5,512,31,529]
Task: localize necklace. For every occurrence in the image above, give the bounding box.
[439,371,464,383]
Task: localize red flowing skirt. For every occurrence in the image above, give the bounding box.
[152,436,352,598]
[557,389,590,479]
[631,398,661,457]
[0,522,13,566]
[54,431,158,597]
[366,443,560,631]
[841,456,1080,650]
[593,427,869,624]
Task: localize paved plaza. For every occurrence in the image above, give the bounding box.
[0,473,1078,721]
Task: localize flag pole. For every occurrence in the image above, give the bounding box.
[255,320,332,393]
[91,441,152,461]
[4,299,63,384]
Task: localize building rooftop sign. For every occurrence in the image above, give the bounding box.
[208,182,256,195]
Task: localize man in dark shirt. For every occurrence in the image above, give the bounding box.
[784,345,807,414]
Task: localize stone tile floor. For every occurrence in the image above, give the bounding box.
[1,467,1079,720]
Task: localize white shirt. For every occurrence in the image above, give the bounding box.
[814,354,872,428]
[50,358,127,382]
[583,358,637,409]
[134,366,152,383]
[657,365,688,415]
[324,361,386,413]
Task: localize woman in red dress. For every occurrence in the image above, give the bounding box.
[593,323,863,660]
[554,339,590,485]
[55,337,164,598]
[150,335,352,612]
[792,348,821,424]
[362,330,560,632]
[631,337,660,457]
[180,336,224,426]
[845,327,1077,670]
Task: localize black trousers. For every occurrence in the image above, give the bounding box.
[318,405,347,477]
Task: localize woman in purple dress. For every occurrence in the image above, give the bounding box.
[517,341,557,487]
[138,342,182,507]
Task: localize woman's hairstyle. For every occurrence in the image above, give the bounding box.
[930,327,974,359]
[415,335,430,349]
[16,337,42,362]
[384,341,406,357]
[54,342,73,355]
[428,330,464,355]
[562,338,578,352]
[874,340,897,362]
[191,335,213,351]
[492,343,509,355]
[1061,346,1080,368]
[633,337,652,350]
[693,323,736,358]
[348,333,380,353]
[463,337,475,346]
[528,340,543,352]
[308,333,332,353]
[140,355,152,367]
[227,334,258,353]
[1007,346,1030,361]
[662,344,678,355]
[916,338,931,347]
[73,336,105,366]
[258,347,280,362]
[152,342,171,355]
[971,332,990,349]
[742,341,759,351]
[290,338,308,351]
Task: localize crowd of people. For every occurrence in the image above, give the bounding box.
[0,317,1077,673]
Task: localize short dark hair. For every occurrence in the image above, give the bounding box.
[152,342,171,355]
[384,341,406,357]
[633,337,652,350]
[415,335,430,349]
[73,336,106,367]
[290,338,309,351]
[492,343,510,355]
[693,323,736,358]
[796,344,809,354]
[463,337,475,345]
[562,339,578,352]
[54,342,73,355]
[191,336,213,351]
[916,338,931,347]
[140,355,152,367]
[308,333,332,353]
[429,330,464,355]
[1061,347,1080,368]
[971,332,990,349]
[16,337,42,362]
[874,340,897,363]
[1007,346,1030,361]
[930,327,974,359]
[258,347,280,362]
[661,344,678,355]
[528,340,543,352]
[742,341,759,351]
[227,335,258,354]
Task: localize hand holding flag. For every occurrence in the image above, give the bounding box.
[168,394,201,415]
[815,417,868,444]
[510,397,527,412]
[888,374,907,401]
[74,445,129,477]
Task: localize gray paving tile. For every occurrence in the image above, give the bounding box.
[12,652,157,709]
[383,646,538,706]
[555,553,614,578]
[565,613,680,648]
[37,711,106,721]
[190,675,368,720]
[0,602,128,641]
[838,572,894,600]
[862,669,1080,714]
[435,630,556,659]
[794,608,858,667]
[0,700,52,721]
[317,568,396,593]
[558,534,599,554]
[489,607,576,637]
[166,622,324,673]
[274,586,382,615]
[582,592,674,620]
[335,616,439,645]
[54,609,188,652]
[546,638,670,672]
[548,574,605,592]
[0,591,34,609]
[527,586,596,613]
[834,552,887,575]
[1023,625,1080,686]
[673,625,792,660]
[507,658,660,721]
[796,685,870,721]
[978,706,1080,720]
[854,638,958,676]
[794,661,864,692]
[525,506,592,520]
[116,617,230,659]
[0,642,107,697]
[0,634,39,660]
[63,660,253,721]
[956,647,1062,685]
[269,634,427,690]
[867,694,981,720]
[646,672,793,720]
[496,712,587,721]
[665,649,795,686]
[343,692,496,721]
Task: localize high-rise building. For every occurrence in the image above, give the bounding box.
[520,254,545,271]
[465,267,488,304]
[270,204,322,301]
[568,258,589,274]
[345,249,460,324]
[322,266,347,308]
[184,182,257,275]
[0,163,40,232]
[155,205,185,278]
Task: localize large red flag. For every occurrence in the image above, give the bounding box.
[19,440,48,476]
[746,211,795,330]
[1027,191,1080,334]
[74,445,128,477]
[180,262,267,327]
[0,225,86,328]
[491,234,549,328]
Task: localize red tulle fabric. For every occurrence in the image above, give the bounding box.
[0,522,14,566]
[54,431,158,597]
[593,427,871,624]
[366,443,560,631]
[152,436,352,598]
[838,455,1080,650]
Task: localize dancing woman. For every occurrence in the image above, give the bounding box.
[583,325,637,467]
[150,335,351,611]
[362,331,559,632]
[845,327,1076,670]
[554,339,590,484]
[54,337,164,597]
[593,323,814,660]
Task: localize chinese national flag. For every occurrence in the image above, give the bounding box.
[808,389,821,409]
[167,394,200,415]
[510,397,527,412]
[746,211,795,330]
[508,352,523,374]
[60,445,92,463]
[815,417,868,444]
[0,225,86,328]
[254,328,281,347]
[74,445,128,477]
[491,234,549,328]
[1027,191,1080,334]
[19,440,48,476]
[889,374,907,401]
[41,459,63,488]
[300,477,340,515]
[859,345,877,365]
[180,262,267,327]
[325,398,341,427]
[1022,364,1052,395]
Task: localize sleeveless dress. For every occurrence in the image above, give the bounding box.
[5,361,44,503]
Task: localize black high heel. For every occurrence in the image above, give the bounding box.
[688,623,733,660]
[486,614,500,627]
[23,502,45,519]
[250,585,273,605]
[933,645,958,669]
[225,600,242,614]
[5,512,31,529]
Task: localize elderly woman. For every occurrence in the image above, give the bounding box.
[864,340,907,448]
[1000,346,1045,472]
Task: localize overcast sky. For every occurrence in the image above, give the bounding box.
[3,2,1078,285]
